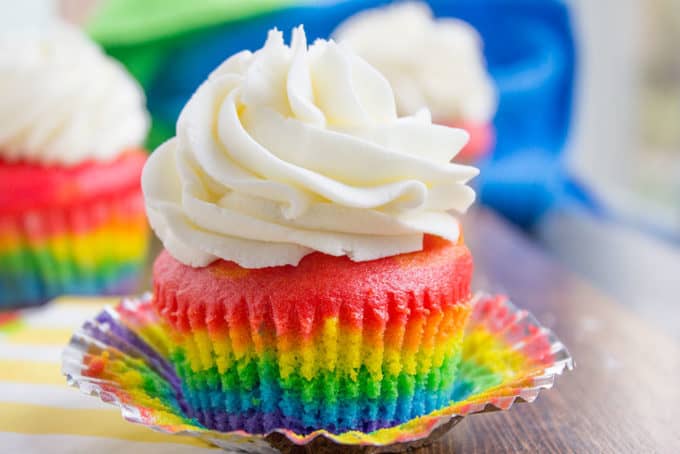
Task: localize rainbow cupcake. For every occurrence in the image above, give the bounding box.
[152,235,472,433]
[334,2,497,162]
[0,22,150,308]
[142,27,478,434]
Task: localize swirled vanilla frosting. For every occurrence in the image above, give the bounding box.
[142,27,478,269]
[0,22,149,165]
[334,2,496,122]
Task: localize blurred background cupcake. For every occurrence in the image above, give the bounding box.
[333,1,497,162]
[0,3,150,308]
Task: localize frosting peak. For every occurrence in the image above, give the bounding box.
[143,27,478,269]
[334,2,497,122]
[0,22,149,165]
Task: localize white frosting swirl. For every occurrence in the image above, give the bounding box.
[143,27,478,269]
[334,2,497,122]
[0,22,149,165]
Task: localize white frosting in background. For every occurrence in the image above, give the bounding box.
[334,2,497,122]
[143,27,478,269]
[0,22,149,165]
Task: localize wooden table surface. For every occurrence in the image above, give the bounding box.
[414,209,680,453]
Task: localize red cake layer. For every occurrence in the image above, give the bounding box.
[152,235,473,335]
[442,120,494,162]
[0,150,146,216]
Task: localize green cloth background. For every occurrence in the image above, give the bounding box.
[87,0,301,148]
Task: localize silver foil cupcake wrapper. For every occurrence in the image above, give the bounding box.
[62,293,572,452]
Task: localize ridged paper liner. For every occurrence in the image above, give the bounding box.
[62,293,571,452]
[152,283,472,434]
[0,190,148,308]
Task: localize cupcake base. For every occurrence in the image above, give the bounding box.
[0,151,149,308]
[152,235,474,433]
[0,189,148,308]
[164,293,472,434]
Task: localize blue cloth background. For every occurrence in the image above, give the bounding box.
[145,0,596,229]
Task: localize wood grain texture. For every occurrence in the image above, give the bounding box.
[416,209,680,453]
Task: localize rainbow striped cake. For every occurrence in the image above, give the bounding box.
[69,292,566,449]
[151,235,474,434]
[0,151,149,308]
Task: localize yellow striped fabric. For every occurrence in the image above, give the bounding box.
[0,297,219,452]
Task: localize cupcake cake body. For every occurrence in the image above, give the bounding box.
[143,27,478,434]
[0,22,150,307]
[153,236,473,433]
[334,2,497,161]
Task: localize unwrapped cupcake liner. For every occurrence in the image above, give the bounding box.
[62,293,572,452]
[0,189,148,309]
